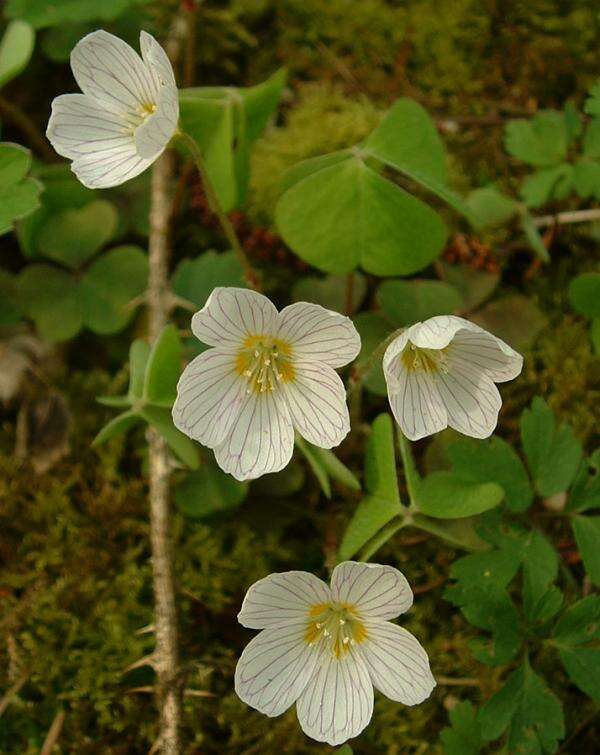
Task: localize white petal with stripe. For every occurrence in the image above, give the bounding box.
[436,366,501,438]
[283,361,350,448]
[171,349,246,448]
[296,649,374,746]
[214,389,294,481]
[277,302,361,368]
[447,328,523,382]
[238,571,331,629]
[235,622,321,717]
[385,361,447,441]
[359,620,436,705]
[330,562,413,620]
[192,287,279,349]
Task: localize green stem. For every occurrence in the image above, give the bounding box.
[177,130,258,289]
[396,429,421,508]
[348,326,403,394]
[357,517,408,562]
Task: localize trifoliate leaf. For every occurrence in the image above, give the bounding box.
[465,186,518,229]
[418,472,504,519]
[567,452,600,512]
[439,263,500,311]
[140,405,199,469]
[472,294,547,350]
[479,659,564,754]
[171,250,245,309]
[0,142,41,234]
[175,461,248,518]
[520,164,573,208]
[0,19,34,88]
[572,160,600,200]
[521,530,558,619]
[16,264,82,342]
[5,0,141,29]
[338,413,403,561]
[572,516,600,586]
[583,118,600,159]
[376,279,463,326]
[440,701,483,755]
[521,397,582,497]
[568,272,600,319]
[553,595,600,702]
[505,111,567,167]
[275,154,446,276]
[143,325,182,407]
[446,436,533,513]
[292,273,367,314]
[92,410,141,447]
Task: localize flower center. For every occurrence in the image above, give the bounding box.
[236,335,294,394]
[401,343,449,374]
[305,602,368,658]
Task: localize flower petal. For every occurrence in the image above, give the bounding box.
[192,287,279,349]
[172,349,246,448]
[409,315,475,350]
[214,389,294,480]
[46,93,133,160]
[359,620,435,705]
[238,571,331,629]
[283,361,350,448]
[235,623,321,717]
[296,649,374,746]
[70,30,159,115]
[135,83,179,159]
[447,328,523,383]
[385,362,447,441]
[277,302,361,368]
[69,145,152,189]
[330,562,413,620]
[436,365,502,438]
[139,31,176,86]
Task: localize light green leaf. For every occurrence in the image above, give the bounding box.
[572,160,600,200]
[364,98,447,184]
[553,595,600,702]
[312,447,360,492]
[352,312,393,396]
[279,151,351,196]
[418,472,504,519]
[80,246,148,334]
[292,273,367,314]
[440,701,483,755]
[140,405,199,469]
[294,436,331,498]
[16,263,82,342]
[143,325,182,406]
[520,164,573,208]
[478,660,564,753]
[520,397,582,497]
[0,20,34,88]
[446,437,533,513]
[568,272,600,319]
[572,516,600,586]
[128,340,151,401]
[338,414,403,561]
[439,263,499,311]
[521,530,558,619]
[520,210,550,263]
[5,0,142,29]
[175,462,248,518]
[377,279,463,326]
[36,200,118,270]
[472,294,547,350]
[0,141,30,183]
[171,250,245,309]
[0,143,41,234]
[92,410,141,447]
[505,111,567,167]
[276,155,446,276]
[583,118,600,158]
[465,187,518,229]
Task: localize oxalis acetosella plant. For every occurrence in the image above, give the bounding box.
[41,26,535,752]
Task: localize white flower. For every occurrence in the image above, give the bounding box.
[46,30,178,189]
[383,315,523,441]
[235,561,435,746]
[172,287,361,481]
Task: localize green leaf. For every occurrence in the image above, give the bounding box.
[446,437,533,513]
[275,155,446,276]
[92,410,141,447]
[567,452,600,512]
[568,272,600,319]
[351,312,393,396]
[128,340,151,402]
[295,437,360,497]
[0,19,34,88]
[521,397,582,497]
[336,747,353,755]
[572,516,600,586]
[0,142,41,234]
[440,701,483,755]
[0,141,30,183]
[140,405,199,469]
[36,200,118,270]
[377,279,463,326]
[338,414,403,561]
[292,273,367,314]
[279,151,351,196]
[583,118,600,159]
[505,111,567,167]
[478,660,564,753]
[294,436,331,497]
[473,294,547,351]
[553,595,600,702]
[439,263,499,311]
[0,269,22,325]
[171,250,245,309]
[175,462,248,518]
[572,160,600,200]
[585,80,600,116]
[521,530,558,619]
[418,472,504,519]
[519,211,550,264]
[520,164,573,208]
[5,0,142,29]
[364,98,447,184]
[80,246,148,334]
[16,264,82,342]
[465,187,518,229]
[143,325,182,406]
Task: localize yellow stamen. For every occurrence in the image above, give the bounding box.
[304,602,368,658]
[236,335,294,394]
